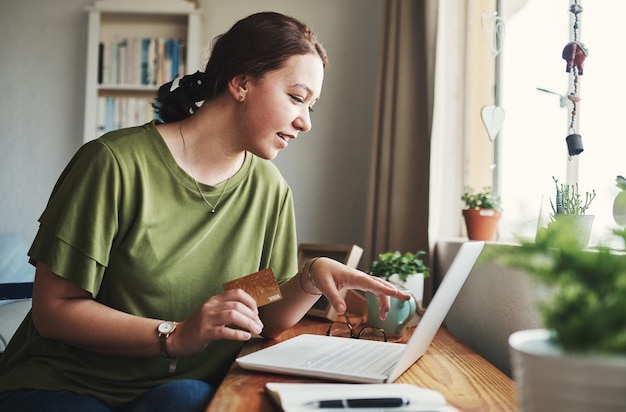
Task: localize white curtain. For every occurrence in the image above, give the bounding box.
[428,0,469,249]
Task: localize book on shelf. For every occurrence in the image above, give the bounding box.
[98,37,186,86]
[96,96,155,137]
[265,382,460,412]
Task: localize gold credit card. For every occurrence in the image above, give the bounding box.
[223,268,283,307]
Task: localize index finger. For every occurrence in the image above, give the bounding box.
[363,275,412,300]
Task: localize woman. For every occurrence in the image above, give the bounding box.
[0,11,408,411]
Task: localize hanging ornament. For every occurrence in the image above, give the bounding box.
[562,40,588,75]
[481,10,506,57]
[481,105,506,142]
[536,87,568,107]
[562,0,588,157]
[566,133,584,155]
[480,10,506,144]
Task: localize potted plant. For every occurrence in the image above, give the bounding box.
[547,176,596,247]
[461,186,502,241]
[369,250,429,309]
[491,221,626,410]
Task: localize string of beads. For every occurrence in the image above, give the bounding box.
[563,0,588,157]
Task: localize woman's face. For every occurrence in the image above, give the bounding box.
[237,53,324,160]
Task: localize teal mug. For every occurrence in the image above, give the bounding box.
[365,289,418,337]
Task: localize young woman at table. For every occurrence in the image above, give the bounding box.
[0,11,409,412]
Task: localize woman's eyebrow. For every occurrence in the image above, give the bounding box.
[290,83,315,97]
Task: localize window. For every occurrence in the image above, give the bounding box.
[495,0,624,247]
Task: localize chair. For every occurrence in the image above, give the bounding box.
[0,234,34,352]
[0,282,33,301]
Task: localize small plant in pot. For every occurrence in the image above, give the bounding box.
[369,251,430,308]
[461,186,502,241]
[547,176,596,247]
[490,221,626,411]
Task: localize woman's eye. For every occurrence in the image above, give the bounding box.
[290,95,314,113]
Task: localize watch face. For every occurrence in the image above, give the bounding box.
[158,321,175,334]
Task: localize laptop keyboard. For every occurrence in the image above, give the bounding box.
[301,339,403,374]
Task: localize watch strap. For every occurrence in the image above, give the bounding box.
[158,322,177,373]
[159,332,171,359]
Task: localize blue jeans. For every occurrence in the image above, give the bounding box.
[0,379,215,412]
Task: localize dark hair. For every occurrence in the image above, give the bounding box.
[154,11,327,123]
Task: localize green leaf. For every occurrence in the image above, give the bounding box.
[369,250,429,280]
[461,186,502,211]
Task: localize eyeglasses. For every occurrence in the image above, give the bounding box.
[326,317,387,342]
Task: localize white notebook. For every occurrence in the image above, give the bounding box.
[236,241,484,383]
[265,382,460,412]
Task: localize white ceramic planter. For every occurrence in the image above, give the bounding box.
[509,329,626,412]
[553,214,594,248]
[387,273,424,308]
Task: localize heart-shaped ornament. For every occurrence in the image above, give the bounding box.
[481,105,505,141]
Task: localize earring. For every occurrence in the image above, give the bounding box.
[239,95,245,102]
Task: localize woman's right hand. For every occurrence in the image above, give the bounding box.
[168,289,264,357]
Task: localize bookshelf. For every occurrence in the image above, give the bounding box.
[83,0,201,142]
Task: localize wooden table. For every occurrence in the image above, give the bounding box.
[207,317,518,411]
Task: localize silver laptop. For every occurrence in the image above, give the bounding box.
[236,241,484,383]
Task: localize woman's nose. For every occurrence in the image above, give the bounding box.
[294,109,312,133]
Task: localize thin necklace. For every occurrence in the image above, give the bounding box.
[179,121,236,213]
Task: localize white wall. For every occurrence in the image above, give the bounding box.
[0,0,92,242]
[0,0,383,254]
[435,240,543,376]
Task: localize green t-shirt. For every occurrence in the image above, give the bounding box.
[0,122,298,408]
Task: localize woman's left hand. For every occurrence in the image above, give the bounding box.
[302,257,411,320]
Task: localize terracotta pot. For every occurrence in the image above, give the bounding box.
[462,208,502,241]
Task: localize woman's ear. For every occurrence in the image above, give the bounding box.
[228,75,249,102]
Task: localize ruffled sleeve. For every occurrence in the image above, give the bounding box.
[29,141,122,296]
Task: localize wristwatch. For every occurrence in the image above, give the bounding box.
[157,321,177,373]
